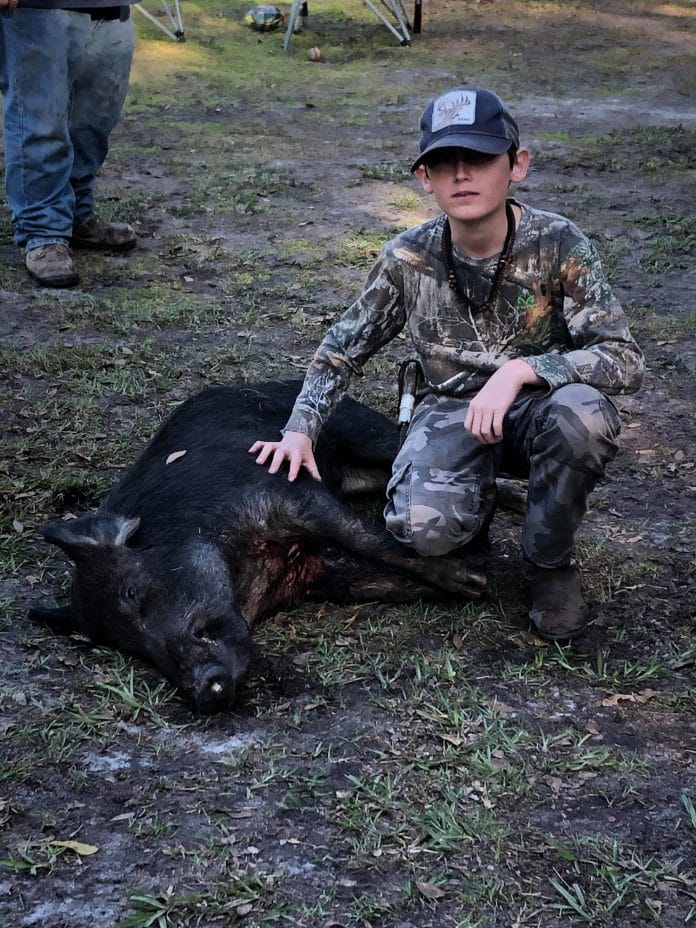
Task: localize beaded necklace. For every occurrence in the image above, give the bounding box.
[441,200,516,315]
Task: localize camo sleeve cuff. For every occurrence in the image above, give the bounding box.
[523,354,575,390]
[283,405,323,444]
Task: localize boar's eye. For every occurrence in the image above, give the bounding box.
[123,584,139,603]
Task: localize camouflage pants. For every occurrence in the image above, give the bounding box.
[384,384,621,568]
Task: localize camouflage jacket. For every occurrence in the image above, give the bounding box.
[285,200,644,441]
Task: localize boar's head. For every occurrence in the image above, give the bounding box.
[33,514,253,714]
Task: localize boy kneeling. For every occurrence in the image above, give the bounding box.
[251,86,643,641]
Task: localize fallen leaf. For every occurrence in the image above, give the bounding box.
[601,693,625,707]
[439,733,463,746]
[292,651,313,666]
[235,903,253,916]
[416,880,446,900]
[58,653,80,668]
[12,519,24,534]
[601,687,657,707]
[110,813,135,823]
[52,840,99,856]
[165,449,187,465]
[488,699,516,717]
[544,775,568,793]
[514,630,550,648]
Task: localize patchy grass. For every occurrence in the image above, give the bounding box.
[0,1,694,926]
[635,215,696,273]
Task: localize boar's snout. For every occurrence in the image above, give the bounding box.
[194,664,243,714]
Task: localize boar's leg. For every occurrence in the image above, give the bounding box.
[305,549,458,603]
[317,395,397,499]
[243,489,486,600]
[316,507,486,598]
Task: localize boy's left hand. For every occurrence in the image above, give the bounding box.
[465,359,542,444]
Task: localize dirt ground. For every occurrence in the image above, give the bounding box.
[0,1,694,926]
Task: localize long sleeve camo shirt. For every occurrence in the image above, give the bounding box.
[284,199,644,442]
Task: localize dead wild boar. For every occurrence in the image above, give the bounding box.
[31,381,486,713]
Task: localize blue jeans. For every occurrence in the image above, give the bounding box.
[0,9,135,251]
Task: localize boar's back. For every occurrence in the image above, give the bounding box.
[102,381,398,542]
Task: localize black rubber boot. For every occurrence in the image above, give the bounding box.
[525,562,588,641]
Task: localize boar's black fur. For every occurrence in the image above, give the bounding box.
[31,381,485,713]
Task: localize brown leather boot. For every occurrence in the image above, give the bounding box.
[526,563,588,641]
[71,215,137,252]
[25,243,79,288]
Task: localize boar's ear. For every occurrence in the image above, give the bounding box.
[41,515,141,562]
[27,603,77,632]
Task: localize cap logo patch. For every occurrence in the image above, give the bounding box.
[431,90,477,132]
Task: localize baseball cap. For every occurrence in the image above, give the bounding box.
[410,87,520,172]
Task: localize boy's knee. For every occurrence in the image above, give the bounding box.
[387,503,478,556]
[384,464,487,556]
[541,384,621,462]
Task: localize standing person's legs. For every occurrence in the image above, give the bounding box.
[384,393,498,558]
[1,9,75,251]
[0,22,6,94]
[69,15,136,250]
[504,383,622,639]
